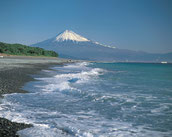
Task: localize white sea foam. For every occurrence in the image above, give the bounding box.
[35,63,104,92]
[1,62,171,137]
[18,126,69,137]
[54,68,104,82]
[42,70,52,73]
[64,62,90,68]
[41,82,72,92]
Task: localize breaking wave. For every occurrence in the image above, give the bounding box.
[0,62,172,137]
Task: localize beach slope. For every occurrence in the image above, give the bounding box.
[0,56,74,137]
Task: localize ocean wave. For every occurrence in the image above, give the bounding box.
[1,62,172,137]
[35,64,105,92]
[54,68,104,82]
[64,62,91,68]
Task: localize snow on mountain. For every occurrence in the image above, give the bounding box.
[55,30,90,42]
[31,30,172,62]
[55,30,116,49]
[94,42,116,49]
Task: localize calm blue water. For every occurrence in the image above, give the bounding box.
[0,62,172,137]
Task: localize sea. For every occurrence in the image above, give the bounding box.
[0,62,172,137]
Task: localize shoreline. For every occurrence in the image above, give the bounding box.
[0,57,75,137]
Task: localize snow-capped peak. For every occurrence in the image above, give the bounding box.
[55,30,90,42]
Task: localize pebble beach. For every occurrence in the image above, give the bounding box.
[0,56,74,137]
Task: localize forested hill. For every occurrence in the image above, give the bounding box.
[0,42,58,57]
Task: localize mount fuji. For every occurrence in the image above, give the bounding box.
[31,30,172,62]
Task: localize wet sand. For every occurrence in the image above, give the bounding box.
[0,57,75,137]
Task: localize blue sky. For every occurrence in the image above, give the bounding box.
[0,0,171,53]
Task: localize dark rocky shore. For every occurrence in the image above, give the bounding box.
[0,57,70,137]
[0,63,58,96]
[0,118,32,137]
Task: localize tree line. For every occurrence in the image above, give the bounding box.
[0,42,58,57]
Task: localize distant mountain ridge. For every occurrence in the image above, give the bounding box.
[31,30,172,62]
